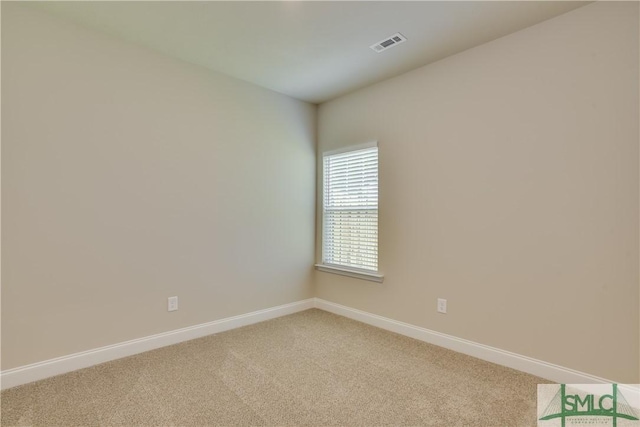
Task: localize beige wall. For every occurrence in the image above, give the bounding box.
[316,2,639,383]
[2,0,638,384]
[1,4,316,370]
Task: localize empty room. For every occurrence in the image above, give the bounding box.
[1,1,639,426]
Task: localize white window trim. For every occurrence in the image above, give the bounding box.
[315,263,384,283]
[317,141,383,283]
[322,140,378,157]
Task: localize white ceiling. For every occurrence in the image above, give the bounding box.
[32,1,589,104]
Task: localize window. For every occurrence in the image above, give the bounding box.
[317,142,382,282]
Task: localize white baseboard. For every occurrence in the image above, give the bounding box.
[1,297,627,392]
[1,298,315,390]
[313,298,616,385]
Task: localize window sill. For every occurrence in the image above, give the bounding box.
[314,264,384,283]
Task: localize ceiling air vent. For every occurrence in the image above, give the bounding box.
[370,33,407,53]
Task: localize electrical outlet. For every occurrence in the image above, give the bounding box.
[437,298,447,314]
[168,296,178,312]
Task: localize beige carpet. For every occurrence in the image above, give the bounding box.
[1,309,550,426]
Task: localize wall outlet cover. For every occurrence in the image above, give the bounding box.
[168,296,178,312]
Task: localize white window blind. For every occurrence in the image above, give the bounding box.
[323,145,378,271]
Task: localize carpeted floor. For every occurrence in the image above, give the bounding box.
[1,309,550,426]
